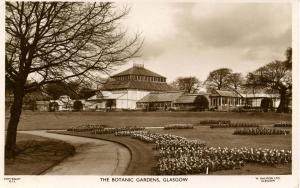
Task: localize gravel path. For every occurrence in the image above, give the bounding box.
[19,130,131,175]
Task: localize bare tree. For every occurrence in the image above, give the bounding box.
[5,2,142,158]
[204,68,232,92]
[171,77,202,94]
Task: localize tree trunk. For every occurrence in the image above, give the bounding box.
[277,88,287,113]
[5,84,25,159]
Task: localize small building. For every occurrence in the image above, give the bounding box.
[86,91,128,111]
[137,91,183,111]
[49,95,73,111]
[173,93,210,111]
[209,90,243,111]
[241,93,280,109]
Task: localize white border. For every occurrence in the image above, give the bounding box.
[0,0,298,188]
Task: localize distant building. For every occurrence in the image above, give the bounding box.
[209,90,243,111]
[87,64,176,110]
[173,93,210,111]
[49,95,74,111]
[241,93,280,109]
[136,91,183,111]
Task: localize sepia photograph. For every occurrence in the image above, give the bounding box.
[2,0,298,187]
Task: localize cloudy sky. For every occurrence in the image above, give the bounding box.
[114,2,291,83]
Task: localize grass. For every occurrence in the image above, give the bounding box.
[5,133,75,175]
[5,111,292,175]
[5,111,292,130]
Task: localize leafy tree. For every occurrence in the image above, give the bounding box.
[245,48,292,113]
[45,81,81,100]
[78,87,97,99]
[226,73,244,91]
[5,2,141,158]
[284,47,292,69]
[171,77,202,93]
[205,68,232,91]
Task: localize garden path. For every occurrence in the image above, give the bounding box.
[19,130,130,175]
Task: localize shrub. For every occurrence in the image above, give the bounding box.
[73,100,83,111]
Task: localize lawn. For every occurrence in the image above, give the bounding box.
[5,133,75,175]
[5,111,292,175]
[5,111,292,130]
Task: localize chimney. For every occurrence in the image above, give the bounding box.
[133,63,144,68]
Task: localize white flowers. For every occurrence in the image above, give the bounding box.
[112,130,291,175]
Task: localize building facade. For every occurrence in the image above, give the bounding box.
[136,91,183,111]
[87,64,176,110]
[241,93,280,109]
[209,90,243,111]
[49,95,74,111]
[173,93,210,111]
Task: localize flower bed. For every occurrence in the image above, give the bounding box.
[115,131,204,145]
[164,124,194,130]
[199,120,231,124]
[233,128,290,135]
[273,122,292,128]
[156,147,291,175]
[66,124,106,132]
[210,123,259,129]
[111,130,292,175]
[93,127,145,134]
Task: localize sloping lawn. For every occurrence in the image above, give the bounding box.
[5,133,75,175]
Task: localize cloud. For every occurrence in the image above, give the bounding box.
[173,3,291,48]
[118,2,292,82]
